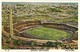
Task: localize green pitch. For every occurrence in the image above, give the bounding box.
[24,26,71,40]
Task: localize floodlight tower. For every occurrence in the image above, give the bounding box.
[9,7,13,38]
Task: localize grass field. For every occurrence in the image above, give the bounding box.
[25,26,71,40]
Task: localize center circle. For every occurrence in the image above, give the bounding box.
[23,26,72,40]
